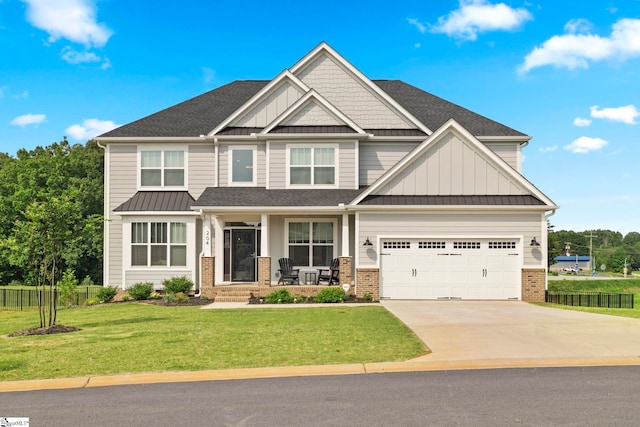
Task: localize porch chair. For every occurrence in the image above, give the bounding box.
[317,258,340,285]
[277,258,300,285]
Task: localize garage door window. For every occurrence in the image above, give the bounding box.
[382,241,411,249]
[419,241,446,249]
[453,241,480,249]
[489,241,516,249]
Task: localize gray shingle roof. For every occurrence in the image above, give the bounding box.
[114,191,195,212]
[98,80,526,138]
[358,195,545,206]
[193,187,365,207]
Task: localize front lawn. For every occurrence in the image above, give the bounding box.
[539,278,640,319]
[0,303,427,382]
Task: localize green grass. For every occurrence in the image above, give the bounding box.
[0,303,427,382]
[539,279,640,319]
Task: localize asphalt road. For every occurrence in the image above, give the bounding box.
[2,366,639,426]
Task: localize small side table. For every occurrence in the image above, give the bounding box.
[304,272,317,285]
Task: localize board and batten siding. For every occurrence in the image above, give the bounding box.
[107,144,137,286]
[231,81,304,128]
[188,144,215,198]
[357,212,544,267]
[485,143,520,172]
[376,133,526,196]
[359,142,419,186]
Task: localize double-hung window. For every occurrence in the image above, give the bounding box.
[140,150,184,187]
[286,220,335,267]
[131,222,187,267]
[288,145,336,187]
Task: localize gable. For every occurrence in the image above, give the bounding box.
[293,52,416,130]
[352,119,557,208]
[283,100,342,126]
[375,131,526,196]
[230,79,305,128]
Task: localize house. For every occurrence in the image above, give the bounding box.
[551,256,591,273]
[95,42,558,302]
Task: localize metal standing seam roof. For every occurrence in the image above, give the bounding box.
[98,80,527,139]
[192,187,366,207]
[114,191,195,212]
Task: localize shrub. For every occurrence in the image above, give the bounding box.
[265,288,294,304]
[80,275,94,286]
[84,296,100,306]
[97,286,118,303]
[121,294,131,301]
[149,291,162,300]
[362,293,373,301]
[314,287,348,303]
[127,282,154,300]
[58,269,79,308]
[174,292,190,304]
[162,276,194,295]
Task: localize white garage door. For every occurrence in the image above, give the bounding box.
[380,239,520,300]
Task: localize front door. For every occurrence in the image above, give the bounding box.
[230,229,260,282]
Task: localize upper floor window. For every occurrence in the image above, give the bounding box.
[140,150,184,187]
[229,146,256,186]
[288,145,336,187]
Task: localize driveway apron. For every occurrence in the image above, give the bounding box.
[381,301,640,362]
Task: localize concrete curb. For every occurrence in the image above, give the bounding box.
[3,356,640,393]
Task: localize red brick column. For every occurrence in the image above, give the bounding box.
[257,256,271,287]
[200,256,215,298]
[521,268,546,302]
[356,268,379,301]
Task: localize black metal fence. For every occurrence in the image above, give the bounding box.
[546,291,635,309]
[0,287,102,311]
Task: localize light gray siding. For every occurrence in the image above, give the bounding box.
[124,269,194,289]
[188,144,215,199]
[295,53,412,129]
[485,142,520,171]
[376,133,526,196]
[231,81,303,127]
[359,142,419,186]
[357,212,544,267]
[107,145,136,286]
[217,143,266,187]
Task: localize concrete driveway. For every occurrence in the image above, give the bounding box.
[381,301,640,366]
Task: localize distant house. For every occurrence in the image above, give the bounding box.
[95,42,558,301]
[551,256,591,272]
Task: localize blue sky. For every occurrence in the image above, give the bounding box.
[1,0,639,235]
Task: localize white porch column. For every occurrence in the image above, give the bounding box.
[342,213,349,256]
[202,214,212,257]
[212,215,224,283]
[261,214,269,256]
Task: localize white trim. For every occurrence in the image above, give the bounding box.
[209,71,310,136]
[284,218,338,268]
[96,137,206,143]
[285,143,339,189]
[137,146,188,191]
[102,144,110,287]
[350,119,558,208]
[117,211,197,217]
[228,145,257,186]
[341,213,349,257]
[213,215,224,284]
[288,42,431,135]
[214,143,219,188]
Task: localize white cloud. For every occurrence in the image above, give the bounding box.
[590,104,639,125]
[564,18,593,34]
[61,46,110,68]
[564,136,608,154]
[539,145,558,153]
[430,0,532,41]
[10,113,46,127]
[407,18,428,33]
[65,118,120,140]
[22,0,112,47]
[520,18,640,73]
[573,117,592,127]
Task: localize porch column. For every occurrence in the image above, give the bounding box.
[202,214,212,257]
[341,213,349,257]
[261,214,268,256]
[212,215,224,284]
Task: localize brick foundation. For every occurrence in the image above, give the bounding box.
[356,268,380,301]
[521,268,546,302]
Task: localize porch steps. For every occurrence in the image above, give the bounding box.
[214,286,259,303]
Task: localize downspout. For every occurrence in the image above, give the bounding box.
[195,208,205,297]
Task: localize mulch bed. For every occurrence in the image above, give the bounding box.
[8,324,81,337]
[141,297,212,306]
[248,295,376,304]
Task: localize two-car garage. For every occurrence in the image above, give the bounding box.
[379,238,521,300]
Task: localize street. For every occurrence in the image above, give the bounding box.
[2,366,639,426]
